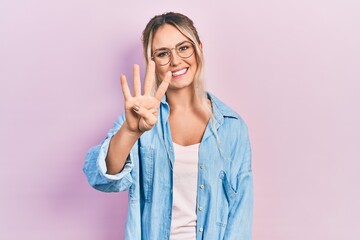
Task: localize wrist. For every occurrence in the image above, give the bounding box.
[122,122,143,138]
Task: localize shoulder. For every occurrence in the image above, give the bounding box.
[208,92,248,130]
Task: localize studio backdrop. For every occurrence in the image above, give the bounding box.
[1,0,359,239]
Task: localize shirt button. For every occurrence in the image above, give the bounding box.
[200,184,204,189]
[198,206,203,211]
[199,227,203,232]
[200,164,205,170]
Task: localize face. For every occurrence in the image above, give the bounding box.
[151,24,198,91]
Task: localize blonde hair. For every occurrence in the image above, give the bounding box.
[141,12,225,158]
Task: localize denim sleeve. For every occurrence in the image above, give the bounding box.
[83,114,136,192]
[224,123,253,239]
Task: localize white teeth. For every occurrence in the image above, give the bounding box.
[172,68,187,76]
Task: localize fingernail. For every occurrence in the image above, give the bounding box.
[132,105,140,112]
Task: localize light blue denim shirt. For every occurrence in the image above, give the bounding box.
[83,93,253,240]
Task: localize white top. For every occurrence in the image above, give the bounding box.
[170,142,200,240]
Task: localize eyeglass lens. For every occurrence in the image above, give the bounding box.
[152,41,194,66]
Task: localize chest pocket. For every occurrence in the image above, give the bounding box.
[216,170,238,227]
[139,146,155,203]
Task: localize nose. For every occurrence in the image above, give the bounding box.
[170,49,181,66]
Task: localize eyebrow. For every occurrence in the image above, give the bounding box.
[153,41,189,52]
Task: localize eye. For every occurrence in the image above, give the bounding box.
[178,44,190,52]
[156,50,170,58]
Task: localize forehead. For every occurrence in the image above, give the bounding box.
[152,24,190,49]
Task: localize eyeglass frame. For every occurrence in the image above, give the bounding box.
[151,41,195,66]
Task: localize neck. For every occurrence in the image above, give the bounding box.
[166,87,203,111]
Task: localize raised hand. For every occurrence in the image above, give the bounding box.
[120,61,171,133]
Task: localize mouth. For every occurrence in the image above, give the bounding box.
[171,68,188,77]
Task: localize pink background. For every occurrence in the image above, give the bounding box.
[1,0,360,239]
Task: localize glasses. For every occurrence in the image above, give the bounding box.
[151,41,195,66]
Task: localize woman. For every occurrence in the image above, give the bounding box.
[83,12,253,240]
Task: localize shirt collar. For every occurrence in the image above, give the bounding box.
[160,92,239,120]
[207,92,239,120]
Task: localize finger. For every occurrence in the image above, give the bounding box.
[149,108,157,114]
[155,71,171,101]
[132,105,157,126]
[144,61,156,95]
[133,64,141,97]
[120,74,132,100]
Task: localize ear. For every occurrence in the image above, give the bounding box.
[199,41,203,50]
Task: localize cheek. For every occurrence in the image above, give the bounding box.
[190,58,198,72]
[155,66,169,81]
[189,54,198,67]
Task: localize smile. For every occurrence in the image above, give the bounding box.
[172,68,188,77]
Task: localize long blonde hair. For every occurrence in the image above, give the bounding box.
[142,12,224,156]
